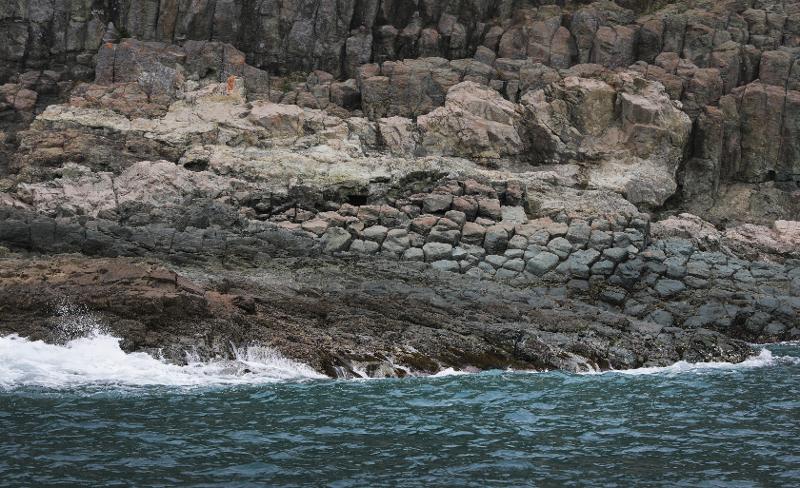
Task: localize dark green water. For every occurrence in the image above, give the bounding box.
[1,340,798,487]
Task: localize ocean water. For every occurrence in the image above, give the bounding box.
[0,333,798,487]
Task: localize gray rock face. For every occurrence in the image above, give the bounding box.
[485,255,508,269]
[403,247,424,262]
[423,194,453,213]
[322,227,352,253]
[3,3,798,225]
[566,221,592,248]
[655,279,687,298]
[423,242,453,262]
[526,252,560,276]
[363,225,388,243]
[591,260,616,276]
[351,239,380,254]
[382,229,411,254]
[431,260,460,273]
[547,237,573,259]
[2,169,798,349]
[0,254,756,378]
[2,0,800,375]
[483,225,509,255]
[557,249,600,278]
[7,12,795,224]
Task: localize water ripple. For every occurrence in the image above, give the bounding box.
[0,344,798,486]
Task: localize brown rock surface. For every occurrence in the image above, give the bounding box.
[0,253,754,377]
[3,0,800,374]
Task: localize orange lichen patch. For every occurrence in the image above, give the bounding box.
[226,75,236,94]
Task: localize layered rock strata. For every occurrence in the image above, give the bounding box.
[0,254,753,377]
[1,0,799,377]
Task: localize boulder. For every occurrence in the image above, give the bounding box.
[483,225,509,254]
[248,103,306,137]
[521,70,692,207]
[526,252,560,276]
[322,227,353,253]
[422,242,454,262]
[418,82,525,160]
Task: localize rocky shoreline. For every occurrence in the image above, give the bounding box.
[1,0,799,377]
[0,253,756,377]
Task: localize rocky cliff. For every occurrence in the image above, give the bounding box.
[0,0,798,377]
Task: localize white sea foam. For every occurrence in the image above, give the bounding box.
[431,367,471,377]
[0,332,325,389]
[1,327,794,389]
[587,348,800,376]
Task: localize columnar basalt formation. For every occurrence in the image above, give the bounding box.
[1,0,798,377]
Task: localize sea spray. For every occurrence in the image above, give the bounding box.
[2,342,798,487]
[53,298,107,340]
[0,332,325,389]
[579,348,800,376]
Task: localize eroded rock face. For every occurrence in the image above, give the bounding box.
[3,0,800,375]
[522,70,692,206]
[94,38,271,100]
[4,2,798,218]
[16,160,243,220]
[12,67,692,210]
[0,254,755,377]
[681,82,800,223]
[652,213,800,261]
[418,81,525,159]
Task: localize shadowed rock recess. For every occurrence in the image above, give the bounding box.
[1,0,798,377]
